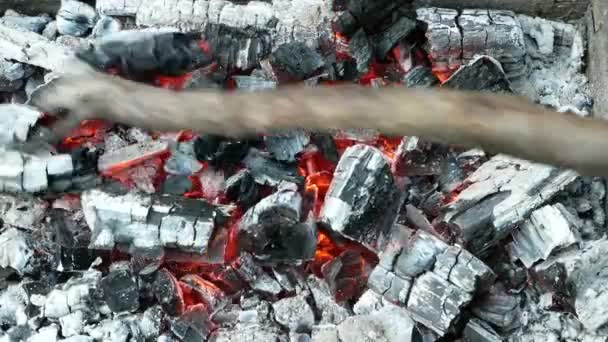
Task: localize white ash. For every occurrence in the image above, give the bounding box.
[0,10,51,34]
[0,194,47,230]
[39,270,102,319]
[272,294,315,332]
[91,16,121,38]
[306,276,351,325]
[0,104,42,145]
[0,228,34,275]
[27,324,59,342]
[514,15,592,114]
[0,284,29,326]
[336,306,418,342]
[57,0,99,37]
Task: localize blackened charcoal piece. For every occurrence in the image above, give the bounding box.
[349,29,372,74]
[205,23,272,70]
[171,305,216,342]
[77,30,212,79]
[270,42,325,82]
[243,149,304,187]
[373,16,418,59]
[70,147,99,176]
[367,266,412,305]
[57,0,98,37]
[391,230,448,279]
[403,66,439,88]
[0,60,28,92]
[306,276,351,325]
[0,11,51,33]
[441,155,578,256]
[224,169,260,209]
[264,129,310,162]
[346,0,402,33]
[333,11,359,38]
[442,56,512,93]
[153,269,184,316]
[407,272,473,336]
[392,136,443,177]
[232,253,282,296]
[319,145,400,250]
[310,133,339,163]
[193,135,255,168]
[470,283,521,331]
[239,182,316,263]
[100,264,139,313]
[321,250,372,302]
[161,175,193,195]
[463,319,502,342]
[508,203,580,268]
[433,246,496,294]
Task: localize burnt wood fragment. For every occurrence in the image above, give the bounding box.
[442,56,512,93]
[270,42,325,82]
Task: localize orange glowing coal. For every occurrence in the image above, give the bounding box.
[59,119,112,150]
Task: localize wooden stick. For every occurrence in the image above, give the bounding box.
[31,68,608,177]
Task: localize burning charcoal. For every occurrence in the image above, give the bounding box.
[170,305,216,342]
[0,228,34,275]
[470,284,521,331]
[0,10,51,33]
[162,175,193,195]
[322,250,372,302]
[407,272,473,336]
[57,0,98,37]
[333,11,359,38]
[0,104,42,145]
[233,76,277,91]
[310,133,339,164]
[306,276,351,325]
[243,149,304,187]
[180,274,226,309]
[224,169,260,209]
[232,253,282,296]
[97,139,169,174]
[153,268,184,316]
[442,56,512,93]
[373,16,417,59]
[349,29,372,74]
[337,306,418,342]
[319,145,401,250]
[463,319,502,342]
[441,154,578,255]
[77,30,212,79]
[270,42,324,82]
[210,325,286,342]
[100,263,139,313]
[508,204,580,268]
[264,129,310,162]
[91,16,121,38]
[272,294,315,332]
[239,182,316,263]
[205,23,272,70]
[416,8,526,79]
[403,66,439,88]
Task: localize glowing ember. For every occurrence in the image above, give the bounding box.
[442,180,472,205]
[155,73,193,90]
[59,119,112,150]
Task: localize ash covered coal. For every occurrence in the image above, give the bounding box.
[0,1,601,341]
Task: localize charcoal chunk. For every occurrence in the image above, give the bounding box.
[77,30,213,79]
[233,76,277,91]
[100,265,139,313]
[442,56,512,93]
[161,175,193,195]
[471,284,521,331]
[346,0,404,33]
[153,269,184,316]
[224,169,260,209]
[205,23,272,70]
[232,253,282,296]
[373,16,417,59]
[91,15,121,38]
[264,129,310,162]
[322,250,372,302]
[337,306,418,342]
[403,66,439,88]
[243,149,304,187]
[171,305,216,342]
[433,246,496,294]
[349,29,372,74]
[193,135,255,168]
[463,319,502,342]
[0,11,51,33]
[270,42,325,81]
[57,0,98,37]
[333,11,359,37]
[239,182,316,263]
[310,133,339,163]
[272,294,315,332]
[320,145,400,250]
